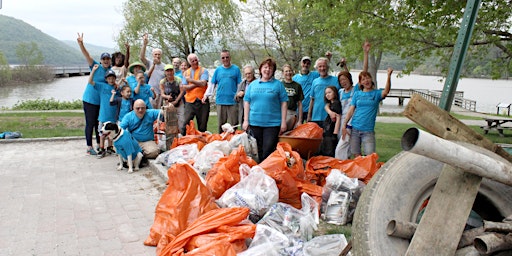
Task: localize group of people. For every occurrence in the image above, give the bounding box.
[78,31,392,163]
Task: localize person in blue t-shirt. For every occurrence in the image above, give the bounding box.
[77,32,111,156]
[205,50,242,133]
[110,85,134,123]
[133,71,155,110]
[89,65,119,158]
[126,61,148,88]
[343,65,393,158]
[120,99,164,159]
[307,57,340,128]
[243,57,288,162]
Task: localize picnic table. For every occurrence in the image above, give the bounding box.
[480,118,512,137]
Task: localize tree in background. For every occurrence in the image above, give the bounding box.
[0,51,11,85]
[118,0,240,64]
[16,42,44,67]
[310,0,512,81]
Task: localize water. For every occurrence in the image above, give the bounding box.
[0,73,511,114]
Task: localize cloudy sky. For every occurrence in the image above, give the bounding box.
[0,0,126,48]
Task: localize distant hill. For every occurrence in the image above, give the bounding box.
[0,14,112,66]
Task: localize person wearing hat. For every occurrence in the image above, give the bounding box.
[140,33,166,109]
[77,32,112,155]
[88,65,119,158]
[160,64,185,130]
[126,61,148,89]
[293,52,332,124]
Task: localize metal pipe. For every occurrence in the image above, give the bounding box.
[401,128,512,186]
[484,220,512,233]
[474,233,512,254]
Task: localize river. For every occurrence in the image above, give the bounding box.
[0,73,511,114]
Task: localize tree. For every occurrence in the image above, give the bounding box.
[118,0,240,63]
[310,0,512,80]
[0,51,11,85]
[16,42,44,67]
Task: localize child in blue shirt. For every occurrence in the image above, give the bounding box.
[110,85,134,122]
[133,70,155,109]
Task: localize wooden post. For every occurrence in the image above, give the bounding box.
[164,104,179,151]
[403,94,512,255]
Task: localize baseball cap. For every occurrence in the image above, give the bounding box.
[101,52,111,59]
[104,69,116,79]
[301,56,311,63]
[164,64,174,70]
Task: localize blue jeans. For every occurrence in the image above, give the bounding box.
[349,128,375,156]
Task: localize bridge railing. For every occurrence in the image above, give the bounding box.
[50,66,90,76]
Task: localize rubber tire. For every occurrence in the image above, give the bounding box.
[352,151,512,256]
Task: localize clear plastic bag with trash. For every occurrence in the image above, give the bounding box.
[155,143,199,167]
[302,234,351,256]
[193,140,232,178]
[228,132,258,160]
[321,169,365,225]
[217,165,279,223]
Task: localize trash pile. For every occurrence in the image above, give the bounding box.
[146,121,383,255]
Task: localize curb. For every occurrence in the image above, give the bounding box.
[0,136,84,144]
[148,159,169,183]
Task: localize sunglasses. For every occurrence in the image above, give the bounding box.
[221,56,230,60]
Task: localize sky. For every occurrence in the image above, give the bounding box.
[0,0,126,49]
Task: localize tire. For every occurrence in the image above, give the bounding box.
[352,151,512,256]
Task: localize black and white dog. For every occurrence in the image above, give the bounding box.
[101,122,143,173]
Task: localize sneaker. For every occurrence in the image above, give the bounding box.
[97,148,106,159]
[87,148,97,155]
[107,146,116,155]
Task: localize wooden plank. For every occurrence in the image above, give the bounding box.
[164,104,179,151]
[403,94,510,255]
[404,94,512,162]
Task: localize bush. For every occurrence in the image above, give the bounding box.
[11,98,82,110]
[10,66,54,83]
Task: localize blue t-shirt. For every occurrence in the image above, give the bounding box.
[350,89,383,132]
[211,65,242,105]
[339,86,360,126]
[120,109,161,142]
[82,60,110,105]
[110,97,134,122]
[113,129,142,160]
[292,71,319,112]
[310,75,340,121]
[133,84,153,109]
[94,82,117,123]
[243,78,288,127]
[126,74,149,89]
[175,70,183,80]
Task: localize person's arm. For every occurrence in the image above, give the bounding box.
[363,41,370,72]
[242,101,250,131]
[88,64,99,85]
[134,80,141,94]
[140,33,149,66]
[124,43,130,68]
[325,103,336,121]
[77,33,93,66]
[333,113,341,135]
[150,87,156,99]
[172,83,186,107]
[297,101,303,126]
[280,102,288,134]
[325,51,333,62]
[110,89,116,103]
[147,63,155,79]
[342,105,355,139]
[307,98,314,122]
[202,83,215,103]
[159,81,169,101]
[382,67,393,98]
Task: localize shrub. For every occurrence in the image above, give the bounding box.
[11,98,82,110]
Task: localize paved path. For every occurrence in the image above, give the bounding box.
[0,138,165,255]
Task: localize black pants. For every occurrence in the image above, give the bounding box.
[249,125,280,162]
[83,101,100,147]
[182,99,210,135]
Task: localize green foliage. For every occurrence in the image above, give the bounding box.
[10,98,82,110]
[16,42,44,66]
[119,0,240,62]
[0,50,11,85]
[9,66,54,83]
[0,112,84,138]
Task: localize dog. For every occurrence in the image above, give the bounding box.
[101,122,143,173]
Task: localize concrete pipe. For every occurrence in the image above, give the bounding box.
[401,128,512,186]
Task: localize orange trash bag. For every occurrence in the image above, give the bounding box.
[305,153,383,184]
[171,135,207,150]
[287,122,323,138]
[184,224,256,253]
[259,142,305,209]
[144,163,218,247]
[206,145,257,199]
[158,207,251,256]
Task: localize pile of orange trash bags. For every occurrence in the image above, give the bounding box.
[144,121,383,255]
